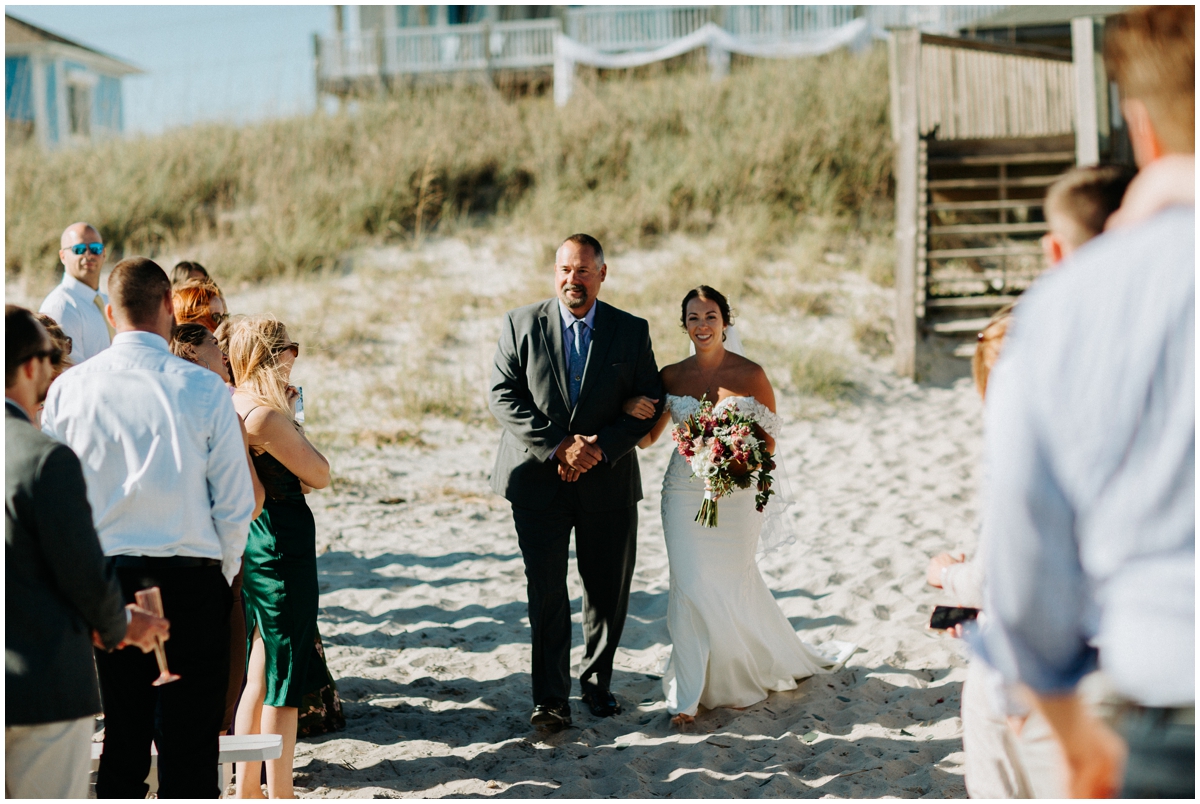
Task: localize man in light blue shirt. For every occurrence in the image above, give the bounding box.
[978,6,1194,798]
[42,257,254,798]
[38,222,114,362]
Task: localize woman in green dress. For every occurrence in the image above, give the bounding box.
[228,315,331,799]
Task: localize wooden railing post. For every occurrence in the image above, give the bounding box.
[375,28,386,96]
[1071,17,1100,166]
[890,28,920,379]
[312,33,322,102]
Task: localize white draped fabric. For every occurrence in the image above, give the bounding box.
[554,19,873,105]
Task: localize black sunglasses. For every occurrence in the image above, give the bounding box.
[67,242,104,256]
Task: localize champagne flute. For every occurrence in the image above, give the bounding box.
[134,587,180,686]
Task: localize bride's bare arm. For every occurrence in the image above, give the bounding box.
[747,366,778,454]
[638,407,673,449]
[622,395,659,420]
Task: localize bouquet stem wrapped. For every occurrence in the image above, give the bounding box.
[671,399,775,528]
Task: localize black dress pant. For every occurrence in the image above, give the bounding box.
[513,486,637,705]
[95,564,231,799]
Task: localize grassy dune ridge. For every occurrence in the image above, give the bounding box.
[5,45,893,284]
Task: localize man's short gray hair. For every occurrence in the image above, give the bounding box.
[560,233,604,266]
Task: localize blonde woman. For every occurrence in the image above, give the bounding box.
[228,316,330,799]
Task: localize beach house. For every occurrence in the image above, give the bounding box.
[5,13,141,148]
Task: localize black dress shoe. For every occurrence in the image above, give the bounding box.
[581,688,622,717]
[530,698,572,729]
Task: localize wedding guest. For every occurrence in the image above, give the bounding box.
[171,322,232,383]
[978,6,1194,797]
[41,258,255,798]
[38,222,113,362]
[172,260,210,286]
[228,315,331,798]
[29,313,75,427]
[1039,165,1134,267]
[5,304,168,799]
[927,310,1071,799]
[171,322,267,735]
[33,313,74,380]
[173,277,228,333]
[930,157,1135,800]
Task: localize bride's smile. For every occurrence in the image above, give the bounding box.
[686,298,726,351]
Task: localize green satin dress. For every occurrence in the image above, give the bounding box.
[242,449,325,708]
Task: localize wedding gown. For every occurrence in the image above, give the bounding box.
[661,394,844,716]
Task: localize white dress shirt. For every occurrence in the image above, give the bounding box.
[977,207,1194,707]
[38,273,112,362]
[41,331,255,584]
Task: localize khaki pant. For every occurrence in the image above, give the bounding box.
[5,716,94,799]
[961,660,1067,798]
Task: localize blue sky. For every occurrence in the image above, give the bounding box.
[8,4,332,135]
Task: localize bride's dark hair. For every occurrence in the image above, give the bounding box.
[681,286,733,340]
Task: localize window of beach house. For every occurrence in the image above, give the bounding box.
[67,82,91,138]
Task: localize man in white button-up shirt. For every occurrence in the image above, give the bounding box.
[42,257,255,798]
[38,222,114,362]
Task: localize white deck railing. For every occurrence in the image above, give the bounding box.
[564,5,714,52]
[721,6,858,43]
[317,6,1014,84]
[318,18,559,82]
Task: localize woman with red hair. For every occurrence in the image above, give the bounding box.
[172,278,227,333]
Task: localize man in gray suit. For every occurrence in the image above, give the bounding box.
[5,305,167,798]
[490,234,664,729]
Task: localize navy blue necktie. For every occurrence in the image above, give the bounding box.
[568,319,590,408]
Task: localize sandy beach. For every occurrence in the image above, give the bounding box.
[294,369,980,798]
[234,233,979,798]
[8,231,979,798]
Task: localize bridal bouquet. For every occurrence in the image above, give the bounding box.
[671,399,775,528]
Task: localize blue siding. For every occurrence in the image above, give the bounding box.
[5,55,34,122]
[95,75,122,131]
[44,60,58,143]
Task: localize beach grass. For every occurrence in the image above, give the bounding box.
[5,45,892,293]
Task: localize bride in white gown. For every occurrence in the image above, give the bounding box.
[623,286,845,726]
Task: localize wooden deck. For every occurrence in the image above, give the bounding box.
[890,26,1083,379]
[316,5,1014,91]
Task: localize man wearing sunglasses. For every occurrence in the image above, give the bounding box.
[38,222,115,363]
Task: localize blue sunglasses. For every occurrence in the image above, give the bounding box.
[68,242,104,256]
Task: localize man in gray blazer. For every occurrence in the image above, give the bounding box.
[490,234,664,729]
[4,305,167,798]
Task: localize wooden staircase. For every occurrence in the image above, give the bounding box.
[918,135,1075,359]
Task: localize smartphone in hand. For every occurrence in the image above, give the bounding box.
[929,605,980,630]
[294,386,305,424]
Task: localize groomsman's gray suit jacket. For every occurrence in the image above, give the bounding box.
[490,299,665,512]
[5,401,127,726]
